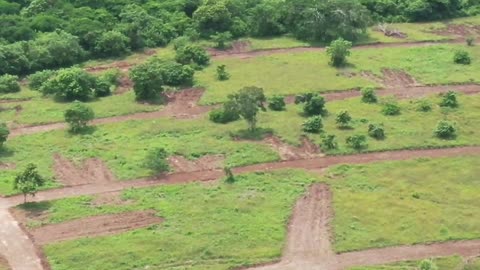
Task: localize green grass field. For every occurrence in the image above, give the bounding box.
[326,156,480,252]
[349,256,473,270]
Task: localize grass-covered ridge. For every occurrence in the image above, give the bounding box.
[348,256,475,270]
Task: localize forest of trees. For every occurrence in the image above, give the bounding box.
[0,0,479,75]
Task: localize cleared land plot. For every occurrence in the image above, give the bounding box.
[348,256,479,270]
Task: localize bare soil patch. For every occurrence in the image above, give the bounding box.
[168,155,224,173]
[433,24,480,40]
[115,76,133,95]
[84,61,133,74]
[209,40,251,57]
[264,136,323,161]
[92,191,132,207]
[0,163,15,170]
[362,69,418,88]
[53,154,116,187]
[30,211,162,245]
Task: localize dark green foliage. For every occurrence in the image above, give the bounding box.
[326,38,353,67]
[416,99,433,112]
[144,147,170,173]
[0,42,30,75]
[216,64,230,81]
[224,166,235,183]
[225,86,266,131]
[64,101,95,133]
[175,44,210,67]
[98,69,121,87]
[0,122,9,147]
[453,50,471,65]
[294,93,315,104]
[28,70,57,91]
[303,116,323,133]
[368,123,385,140]
[346,134,368,150]
[419,259,438,270]
[382,101,401,116]
[160,61,195,86]
[268,95,286,111]
[0,74,20,93]
[94,79,112,98]
[336,110,352,127]
[94,31,131,57]
[209,107,240,124]
[193,0,232,36]
[440,91,458,108]
[466,36,475,46]
[434,120,456,139]
[40,68,96,101]
[303,95,327,116]
[211,31,232,49]
[361,87,378,103]
[321,134,338,150]
[13,163,45,203]
[130,59,165,101]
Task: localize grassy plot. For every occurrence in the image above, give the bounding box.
[31,170,319,270]
[349,256,468,270]
[195,44,479,104]
[0,91,161,126]
[325,156,480,252]
[0,116,279,195]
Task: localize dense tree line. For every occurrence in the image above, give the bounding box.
[0,0,478,75]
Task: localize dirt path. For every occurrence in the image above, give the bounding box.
[30,211,163,245]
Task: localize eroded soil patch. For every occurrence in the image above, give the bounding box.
[92,191,132,207]
[264,136,323,161]
[362,69,418,88]
[168,155,224,173]
[53,154,116,186]
[84,61,133,73]
[30,210,162,245]
[433,24,480,40]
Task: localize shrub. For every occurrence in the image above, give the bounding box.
[453,50,471,65]
[64,101,95,133]
[129,59,165,101]
[144,147,170,173]
[0,74,20,93]
[368,123,385,140]
[94,79,112,98]
[40,68,96,101]
[28,70,57,90]
[326,38,352,67]
[94,30,131,57]
[336,110,352,127]
[361,87,378,103]
[434,120,456,139]
[416,99,432,112]
[0,122,9,147]
[225,86,266,131]
[268,95,286,111]
[303,116,323,133]
[346,134,367,150]
[13,163,45,203]
[175,44,210,67]
[303,95,326,116]
[321,134,337,150]
[419,259,438,270]
[209,107,239,124]
[211,32,232,49]
[99,69,121,86]
[216,65,230,81]
[381,101,401,116]
[172,36,190,50]
[161,61,195,86]
[224,166,235,183]
[294,92,315,104]
[440,91,458,108]
[466,36,475,46]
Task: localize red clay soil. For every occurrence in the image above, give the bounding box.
[168,155,224,173]
[264,136,323,161]
[30,211,163,245]
[53,154,116,186]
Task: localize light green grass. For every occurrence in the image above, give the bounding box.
[32,170,318,270]
[196,44,480,104]
[325,156,480,252]
[365,22,447,44]
[349,256,464,270]
[246,36,311,50]
[0,86,42,101]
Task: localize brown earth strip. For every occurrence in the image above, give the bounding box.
[0,163,15,170]
[30,211,162,245]
[168,155,224,173]
[53,155,116,186]
[264,136,323,161]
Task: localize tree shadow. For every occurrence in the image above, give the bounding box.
[230,127,273,141]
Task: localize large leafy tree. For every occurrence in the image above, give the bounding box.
[225,86,266,131]
[193,0,233,36]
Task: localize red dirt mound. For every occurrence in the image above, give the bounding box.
[53,154,116,186]
[30,211,163,245]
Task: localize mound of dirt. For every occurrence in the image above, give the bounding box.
[168,155,224,173]
[53,154,117,187]
[30,211,163,245]
[264,136,323,161]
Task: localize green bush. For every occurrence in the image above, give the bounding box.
[64,101,95,133]
[453,50,471,65]
[439,91,458,108]
[211,32,232,49]
[40,68,96,101]
[321,134,337,150]
[175,44,210,67]
[268,95,286,111]
[28,70,57,90]
[294,92,315,104]
[216,65,230,81]
[302,116,323,133]
[416,99,432,112]
[303,95,327,116]
[209,107,240,124]
[361,87,378,103]
[346,134,367,150]
[0,122,9,147]
[434,120,456,139]
[419,259,438,270]
[335,110,352,127]
[98,69,121,86]
[381,101,401,116]
[94,30,131,57]
[144,148,170,173]
[326,38,352,67]
[368,123,385,140]
[0,74,20,93]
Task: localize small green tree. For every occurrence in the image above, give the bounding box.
[216,65,230,81]
[64,101,95,133]
[303,116,323,133]
[346,134,367,150]
[268,95,286,111]
[336,110,352,128]
[211,31,232,49]
[0,74,21,93]
[0,122,9,147]
[453,50,471,65]
[382,101,401,116]
[416,99,432,112]
[434,120,456,139]
[225,86,266,131]
[129,59,165,101]
[13,163,45,203]
[419,259,438,270]
[326,38,352,67]
[321,134,337,150]
[466,36,475,46]
[144,148,170,173]
[224,166,235,183]
[304,95,327,116]
[440,91,458,108]
[361,87,378,103]
[368,123,385,140]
